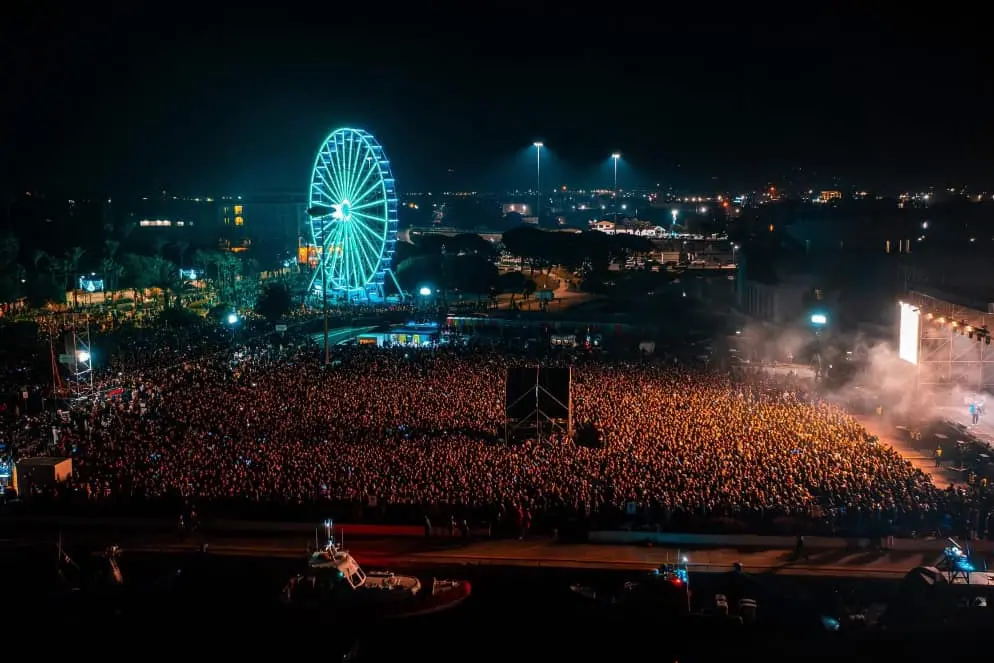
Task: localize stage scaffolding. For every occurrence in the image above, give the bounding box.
[68,323,94,401]
[905,290,994,392]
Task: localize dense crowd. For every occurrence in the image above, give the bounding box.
[8,335,992,538]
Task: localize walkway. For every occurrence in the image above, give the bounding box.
[856,414,963,489]
[115,535,992,580]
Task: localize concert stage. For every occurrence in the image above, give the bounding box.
[933,406,994,450]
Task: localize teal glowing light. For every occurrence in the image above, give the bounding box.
[308,128,400,300]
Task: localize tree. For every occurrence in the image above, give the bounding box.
[146,255,181,308]
[256,282,292,321]
[171,240,190,268]
[450,254,498,302]
[120,253,155,310]
[447,233,498,262]
[26,250,64,306]
[502,226,554,275]
[63,246,86,306]
[0,235,22,302]
[232,256,260,309]
[101,239,122,307]
[611,233,654,261]
[580,231,611,273]
[395,254,444,293]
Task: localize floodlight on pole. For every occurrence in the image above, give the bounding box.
[305,204,331,365]
[533,142,543,219]
[611,153,621,221]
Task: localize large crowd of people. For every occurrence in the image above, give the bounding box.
[5,328,992,539]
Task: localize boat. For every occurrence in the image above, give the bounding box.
[282,520,471,620]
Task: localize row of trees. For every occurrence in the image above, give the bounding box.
[390,226,656,301]
[0,235,260,311]
[1,224,659,313]
[501,226,653,275]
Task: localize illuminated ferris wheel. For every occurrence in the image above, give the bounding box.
[307,128,402,300]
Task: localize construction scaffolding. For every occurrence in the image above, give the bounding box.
[905,290,994,392]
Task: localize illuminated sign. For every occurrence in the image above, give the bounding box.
[78,277,104,292]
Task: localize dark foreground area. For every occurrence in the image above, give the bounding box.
[4,544,990,661]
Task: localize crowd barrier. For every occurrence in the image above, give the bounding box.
[587,530,994,554]
[6,513,994,554]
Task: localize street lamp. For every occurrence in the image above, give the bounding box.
[306,206,331,365]
[533,142,543,219]
[611,153,621,222]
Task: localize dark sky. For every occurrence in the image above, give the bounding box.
[2,7,991,195]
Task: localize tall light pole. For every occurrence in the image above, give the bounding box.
[533,142,543,219]
[306,204,332,365]
[611,153,621,222]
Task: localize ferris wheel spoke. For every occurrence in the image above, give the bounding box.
[314,162,336,203]
[336,137,351,199]
[353,226,382,273]
[353,228,377,285]
[351,221,378,265]
[318,155,343,202]
[332,146,350,204]
[341,228,358,289]
[351,152,377,201]
[350,178,383,209]
[348,163,379,207]
[320,148,343,195]
[346,135,365,200]
[353,212,387,240]
[350,197,383,213]
[336,138,353,199]
[345,137,364,199]
[353,224,386,260]
[346,231,364,287]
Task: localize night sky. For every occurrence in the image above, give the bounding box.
[2,8,991,195]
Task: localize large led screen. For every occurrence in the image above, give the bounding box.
[898,302,920,365]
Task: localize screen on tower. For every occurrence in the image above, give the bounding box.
[898,302,919,365]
